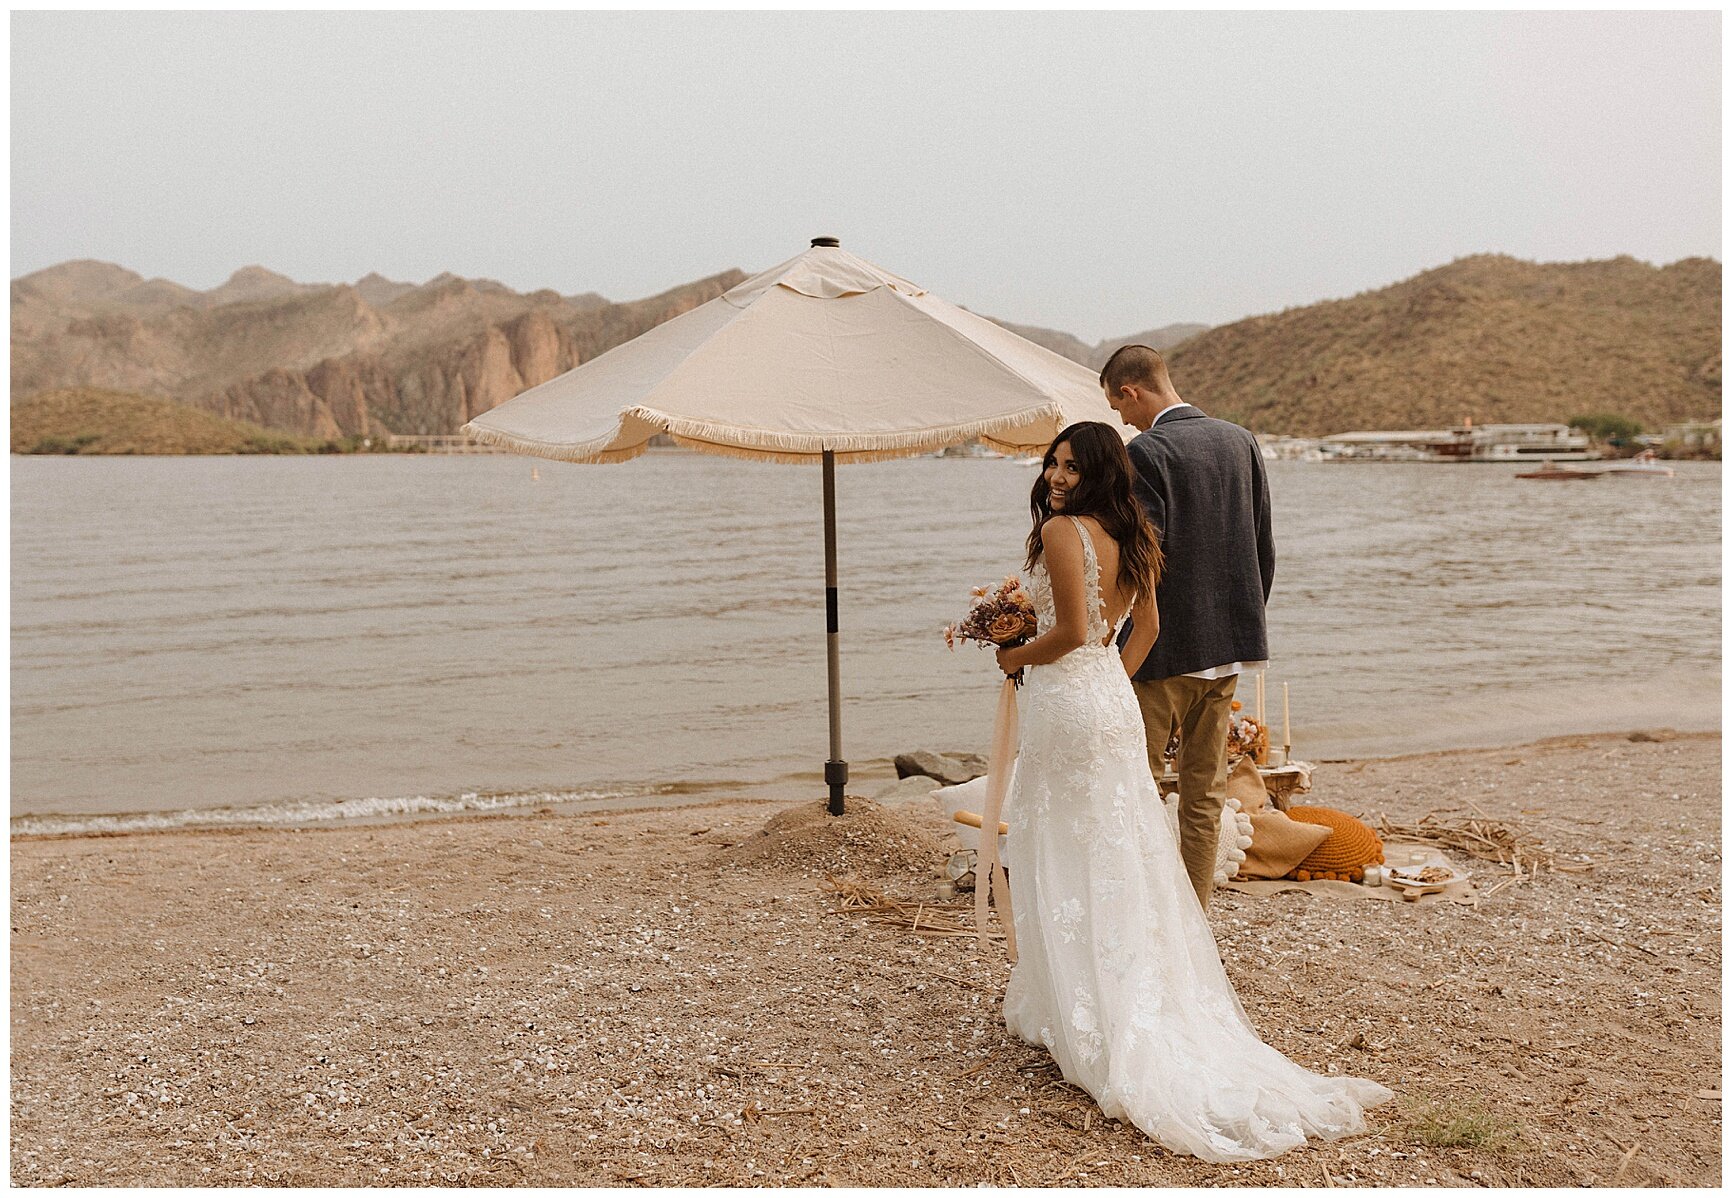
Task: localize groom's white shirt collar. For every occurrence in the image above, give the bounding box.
[1153,401,1196,425]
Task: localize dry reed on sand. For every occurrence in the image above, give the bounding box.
[1368,810,1594,876]
[821,876,1005,941]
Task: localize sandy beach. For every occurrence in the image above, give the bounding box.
[10,730,1720,1187]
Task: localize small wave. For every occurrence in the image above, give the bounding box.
[11,787,634,839]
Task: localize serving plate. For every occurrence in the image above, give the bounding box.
[1386,863,1471,893]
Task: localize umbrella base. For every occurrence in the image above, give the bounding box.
[825,759,849,816]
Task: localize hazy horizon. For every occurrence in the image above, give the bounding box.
[12,11,1721,342]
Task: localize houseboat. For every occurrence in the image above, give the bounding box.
[1468,423,1596,462]
[1319,422,1596,463]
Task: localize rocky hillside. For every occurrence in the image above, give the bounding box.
[12,389,332,455]
[1165,255,1721,435]
[12,262,743,439]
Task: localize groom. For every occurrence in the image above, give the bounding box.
[1101,345,1275,910]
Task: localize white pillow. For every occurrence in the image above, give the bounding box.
[1163,792,1255,885]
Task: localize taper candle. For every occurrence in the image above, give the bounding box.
[1282,682,1291,751]
[1256,672,1265,726]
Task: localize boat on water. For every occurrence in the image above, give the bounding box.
[1600,450,1676,478]
[1471,423,1597,462]
[1319,421,1597,463]
[1516,463,1601,481]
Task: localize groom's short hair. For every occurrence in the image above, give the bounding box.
[1100,344,1170,393]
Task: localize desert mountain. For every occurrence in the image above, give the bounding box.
[1165,255,1721,435]
[353,272,417,309]
[12,262,744,439]
[12,253,1718,442]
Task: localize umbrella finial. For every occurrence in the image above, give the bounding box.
[810,236,840,248]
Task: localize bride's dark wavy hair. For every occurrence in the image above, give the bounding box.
[1025,422,1163,599]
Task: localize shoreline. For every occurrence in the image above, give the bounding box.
[11,729,1720,1186]
[6,775,835,842]
[11,725,1717,842]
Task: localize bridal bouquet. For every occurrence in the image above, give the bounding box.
[944,576,1038,683]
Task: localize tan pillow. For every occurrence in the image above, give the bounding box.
[1223,755,1269,814]
[1237,810,1332,879]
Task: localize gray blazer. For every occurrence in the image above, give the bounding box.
[1123,406,1275,681]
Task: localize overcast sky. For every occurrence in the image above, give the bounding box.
[11,10,1721,341]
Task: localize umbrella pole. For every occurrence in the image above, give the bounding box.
[822,449,847,816]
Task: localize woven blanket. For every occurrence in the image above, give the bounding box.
[1222,841,1478,906]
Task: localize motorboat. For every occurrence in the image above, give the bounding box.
[1600,450,1675,478]
[1516,463,1601,481]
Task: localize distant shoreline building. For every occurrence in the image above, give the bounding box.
[1260,424,1593,463]
[1308,422,1596,463]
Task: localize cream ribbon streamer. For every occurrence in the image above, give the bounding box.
[974,676,1020,963]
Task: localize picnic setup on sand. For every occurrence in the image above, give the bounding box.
[924,680,1479,916]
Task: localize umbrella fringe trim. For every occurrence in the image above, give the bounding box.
[460,422,648,463]
[462,404,1067,464]
[666,437,941,465]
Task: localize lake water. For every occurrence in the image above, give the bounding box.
[10,454,1721,834]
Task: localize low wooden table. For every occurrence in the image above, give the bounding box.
[1156,759,1314,810]
[1257,762,1313,809]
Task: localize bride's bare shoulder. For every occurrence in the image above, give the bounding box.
[1036,515,1083,550]
[1032,515,1073,543]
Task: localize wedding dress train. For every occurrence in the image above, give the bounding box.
[1000,516,1393,1162]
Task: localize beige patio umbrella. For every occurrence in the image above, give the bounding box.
[463,237,1128,814]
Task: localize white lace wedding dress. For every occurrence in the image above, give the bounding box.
[1001,516,1393,1162]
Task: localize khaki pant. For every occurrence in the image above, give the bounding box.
[1133,673,1238,910]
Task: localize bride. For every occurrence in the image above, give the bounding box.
[991,421,1392,1162]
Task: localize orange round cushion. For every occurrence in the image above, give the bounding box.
[1285,805,1385,883]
